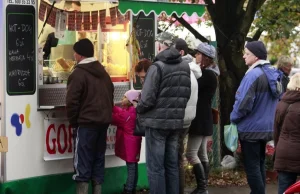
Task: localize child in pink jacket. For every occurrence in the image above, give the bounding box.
[112,90,142,194]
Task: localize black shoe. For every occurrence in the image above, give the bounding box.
[190,163,208,194]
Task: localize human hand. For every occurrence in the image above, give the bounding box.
[132,101,138,108]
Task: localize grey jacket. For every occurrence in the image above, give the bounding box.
[136,47,191,130]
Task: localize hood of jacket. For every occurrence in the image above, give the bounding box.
[182,54,194,63]
[281,90,300,104]
[189,62,202,79]
[207,65,220,76]
[182,54,202,79]
[260,63,283,99]
[154,47,182,64]
[75,57,106,78]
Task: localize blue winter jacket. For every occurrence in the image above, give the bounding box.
[230,61,282,141]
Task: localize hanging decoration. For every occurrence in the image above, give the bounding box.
[125,11,131,21]
[38,0,128,31]
[48,7,57,27]
[91,11,98,30]
[67,11,76,31]
[99,9,107,29]
[55,11,67,39]
[116,7,125,24]
[39,0,47,21]
[109,7,117,26]
[83,12,91,31]
[75,12,83,31]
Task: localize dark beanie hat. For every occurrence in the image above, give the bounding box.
[245,41,267,60]
[174,38,189,55]
[73,38,94,58]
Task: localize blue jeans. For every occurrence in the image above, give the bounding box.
[125,162,138,191]
[145,128,180,194]
[73,125,108,184]
[240,140,266,194]
[278,171,298,194]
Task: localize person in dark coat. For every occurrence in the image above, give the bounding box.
[185,42,218,194]
[274,72,300,194]
[136,32,191,194]
[276,55,294,93]
[66,38,114,194]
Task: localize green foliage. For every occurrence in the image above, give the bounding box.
[250,0,300,58]
[254,0,299,40]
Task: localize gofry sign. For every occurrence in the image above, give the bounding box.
[44,119,116,161]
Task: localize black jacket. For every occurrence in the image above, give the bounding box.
[66,60,114,128]
[189,69,217,136]
[281,72,289,93]
[136,47,191,130]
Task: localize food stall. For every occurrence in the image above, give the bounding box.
[0,0,206,193]
[38,0,132,108]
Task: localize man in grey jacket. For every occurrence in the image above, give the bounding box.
[136,32,191,194]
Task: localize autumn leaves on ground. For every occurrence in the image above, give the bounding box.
[136,167,278,193]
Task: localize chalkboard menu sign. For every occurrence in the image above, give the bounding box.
[6,5,36,96]
[133,12,155,90]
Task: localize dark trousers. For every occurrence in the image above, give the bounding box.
[178,128,189,194]
[278,171,298,194]
[73,125,108,184]
[145,128,180,194]
[125,162,139,191]
[240,140,266,194]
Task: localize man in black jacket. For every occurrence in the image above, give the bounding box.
[136,32,191,194]
[66,38,114,194]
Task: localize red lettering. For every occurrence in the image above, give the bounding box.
[46,124,56,154]
[57,124,68,154]
[68,125,73,153]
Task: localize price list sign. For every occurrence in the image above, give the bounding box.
[133,12,155,90]
[6,5,36,95]
[133,12,155,62]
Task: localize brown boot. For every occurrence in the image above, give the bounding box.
[76,182,89,194]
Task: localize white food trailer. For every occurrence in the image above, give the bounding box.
[0,0,205,193]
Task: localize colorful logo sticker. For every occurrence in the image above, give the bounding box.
[11,104,31,136]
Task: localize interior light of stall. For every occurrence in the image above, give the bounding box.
[122,34,128,40]
[110,32,120,41]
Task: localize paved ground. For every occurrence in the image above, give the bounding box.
[138,184,278,194]
[184,184,278,194]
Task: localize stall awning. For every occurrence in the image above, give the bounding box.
[118,0,206,17]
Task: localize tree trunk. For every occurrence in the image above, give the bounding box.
[216,33,247,156]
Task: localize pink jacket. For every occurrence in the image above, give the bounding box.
[112,106,142,162]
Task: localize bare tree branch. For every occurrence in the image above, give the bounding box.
[172,14,209,43]
[236,0,247,17]
[239,0,266,35]
[203,0,213,5]
[203,0,217,21]
[252,28,264,40]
